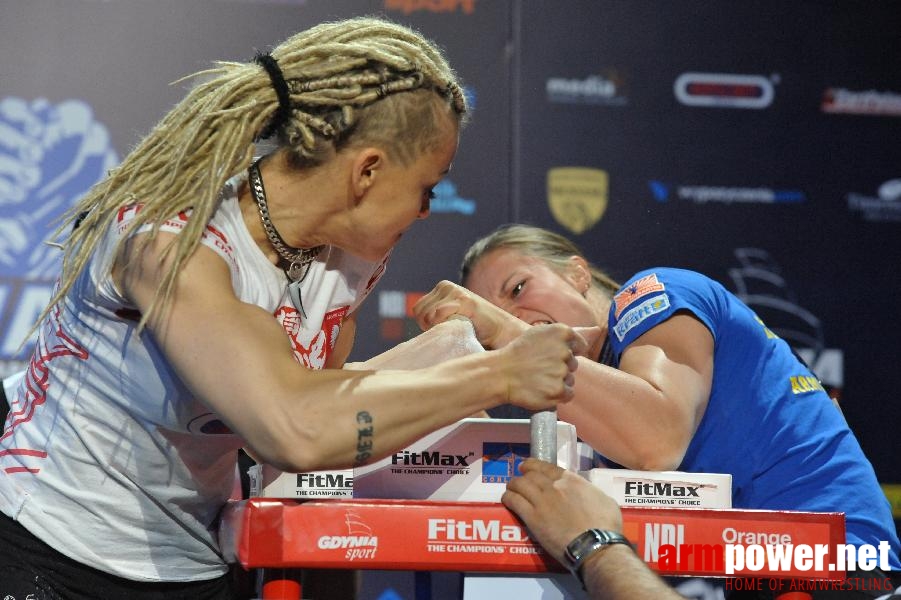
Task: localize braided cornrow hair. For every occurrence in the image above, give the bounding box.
[460,224,621,297]
[41,16,467,330]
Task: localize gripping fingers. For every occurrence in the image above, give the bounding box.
[519,457,563,478]
[505,324,582,407]
[412,281,478,331]
[540,325,580,398]
[412,291,455,330]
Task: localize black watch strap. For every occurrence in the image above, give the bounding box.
[563,529,633,587]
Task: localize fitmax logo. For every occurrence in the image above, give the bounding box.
[392,451,472,467]
[297,473,353,488]
[625,481,701,497]
[428,519,527,542]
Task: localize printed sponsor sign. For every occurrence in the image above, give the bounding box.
[587,468,732,509]
[384,0,476,15]
[847,179,901,222]
[221,498,845,579]
[353,418,578,502]
[674,72,775,109]
[546,71,628,106]
[547,167,608,234]
[822,88,901,117]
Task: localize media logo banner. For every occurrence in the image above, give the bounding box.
[822,88,901,117]
[546,71,628,106]
[384,0,476,15]
[649,181,806,205]
[846,179,901,222]
[674,72,775,109]
[430,179,476,215]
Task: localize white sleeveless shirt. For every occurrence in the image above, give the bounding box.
[0,175,388,581]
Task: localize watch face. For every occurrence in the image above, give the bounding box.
[569,531,597,554]
[565,529,629,572]
[565,530,602,565]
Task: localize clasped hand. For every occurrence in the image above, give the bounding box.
[414,280,596,409]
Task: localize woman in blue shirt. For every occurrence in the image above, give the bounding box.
[414,223,899,598]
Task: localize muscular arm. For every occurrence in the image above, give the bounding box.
[415,281,713,471]
[115,235,582,472]
[559,313,713,470]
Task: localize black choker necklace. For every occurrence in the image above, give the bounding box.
[248,159,323,281]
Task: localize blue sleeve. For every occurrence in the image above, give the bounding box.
[608,268,719,356]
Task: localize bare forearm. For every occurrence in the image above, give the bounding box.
[248,352,505,471]
[581,545,685,600]
[557,358,695,470]
[250,320,584,471]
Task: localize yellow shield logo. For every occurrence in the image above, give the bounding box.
[547,167,608,234]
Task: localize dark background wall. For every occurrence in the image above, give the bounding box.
[2,1,899,598]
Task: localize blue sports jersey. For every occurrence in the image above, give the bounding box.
[607,267,900,569]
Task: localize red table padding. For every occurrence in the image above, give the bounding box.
[220,498,845,579]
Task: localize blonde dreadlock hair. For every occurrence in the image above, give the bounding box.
[43,16,467,330]
[460,224,620,297]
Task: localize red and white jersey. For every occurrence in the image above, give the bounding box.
[0,175,388,582]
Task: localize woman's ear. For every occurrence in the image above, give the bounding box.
[351,148,384,199]
[566,255,591,294]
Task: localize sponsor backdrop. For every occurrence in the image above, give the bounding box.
[2,0,899,598]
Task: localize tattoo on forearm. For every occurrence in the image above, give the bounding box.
[355,411,374,466]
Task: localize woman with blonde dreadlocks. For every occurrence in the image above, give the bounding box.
[0,18,587,599]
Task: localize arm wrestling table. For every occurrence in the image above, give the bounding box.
[219,498,845,599]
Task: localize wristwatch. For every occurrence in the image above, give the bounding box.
[563,529,633,586]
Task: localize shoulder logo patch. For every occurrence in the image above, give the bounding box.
[613,273,665,318]
[613,294,671,342]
